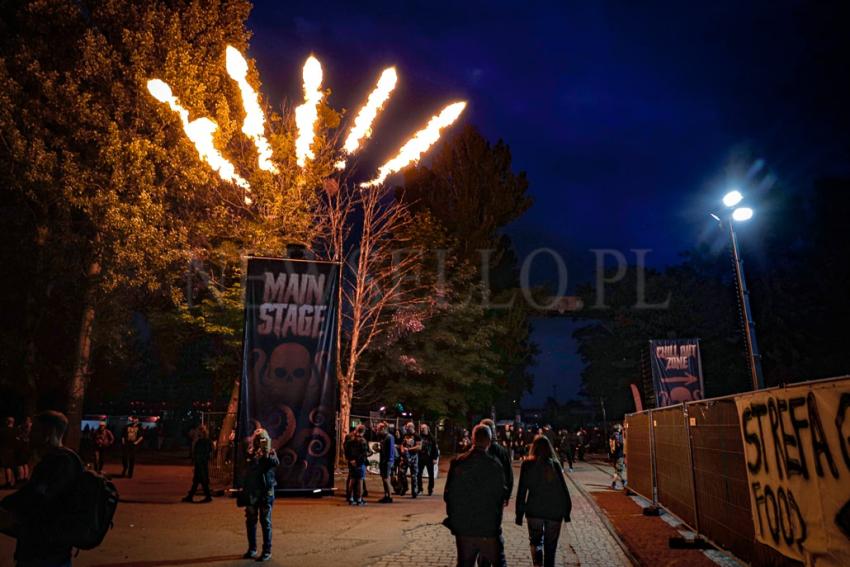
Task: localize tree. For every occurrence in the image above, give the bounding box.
[0,0,336,446]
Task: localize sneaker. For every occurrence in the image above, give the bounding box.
[568,467,574,473]
[428,491,433,496]
[357,499,366,506]
[411,492,417,499]
[200,496,213,503]
[181,496,193,503]
[242,550,257,559]
[611,481,618,489]
[347,499,355,505]
[378,496,393,503]
[256,551,271,562]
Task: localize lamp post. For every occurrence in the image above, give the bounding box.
[714,190,765,391]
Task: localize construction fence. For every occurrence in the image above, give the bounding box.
[625,376,850,567]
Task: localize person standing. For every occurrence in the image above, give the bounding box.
[0,411,81,567]
[399,422,421,498]
[376,422,395,503]
[14,417,32,484]
[516,435,572,567]
[609,424,626,489]
[93,422,114,473]
[417,423,439,496]
[120,417,144,478]
[444,424,508,567]
[240,428,279,562]
[457,429,472,454]
[182,425,213,503]
[1,417,17,488]
[557,429,574,473]
[345,424,368,505]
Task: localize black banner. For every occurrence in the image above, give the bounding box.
[648,338,704,406]
[237,257,340,491]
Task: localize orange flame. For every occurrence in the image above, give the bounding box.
[361,101,466,187]
[225,46,278,174]
[294,56,323,168]
[147,79,251,203]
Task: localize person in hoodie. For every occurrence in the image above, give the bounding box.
[240,428,279,562]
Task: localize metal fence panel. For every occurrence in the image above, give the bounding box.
[652,405,697,528]
[687,398,754,561]
[624,411,653,502]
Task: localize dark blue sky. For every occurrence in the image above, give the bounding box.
[248,1,849,405]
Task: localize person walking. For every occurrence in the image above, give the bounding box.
[120,417,143,478]
[443,424,508,567]
[557,429,574,473]
[376,422,395,503]
[93,421,114,473]
[345,424,368,505]
[609,424,626,489]
[182,425,213,503]
[0,411,81,567]
[399,422,421,498]
[240,428,279,562]
[478,419,512,567]
[417,423,439,496]
[516,435,573,567]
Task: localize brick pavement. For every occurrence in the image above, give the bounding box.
[367,461,632,567]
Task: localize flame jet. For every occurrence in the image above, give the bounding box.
[361,101,466,187]
[225,46,278,174]
[294,56,323,168]
[146,79,252,203]
[336,67,398,170]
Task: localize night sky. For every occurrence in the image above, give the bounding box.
[248,1,850,406]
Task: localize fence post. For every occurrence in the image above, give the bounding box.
[645,409,661,515]
[683,404,701,536]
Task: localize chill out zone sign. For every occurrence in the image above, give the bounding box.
[736,382,850,565]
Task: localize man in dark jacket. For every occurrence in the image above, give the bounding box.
[376,422,395,503]
[0,411,80,567]
[444,424,507,567]
[182,425,213,503]
[241,429,279,562]
[417,423,439,496]
[478,419,512,567]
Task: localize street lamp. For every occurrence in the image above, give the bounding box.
[714,191,765,391]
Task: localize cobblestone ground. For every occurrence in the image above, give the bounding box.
[368,462,632,567]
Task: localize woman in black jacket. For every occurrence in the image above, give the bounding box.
[241,428,279,562]
[515,435,572,567]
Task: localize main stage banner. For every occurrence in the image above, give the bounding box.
[648,338,704,406]
[238,257,340,491]
[736,381,850,566]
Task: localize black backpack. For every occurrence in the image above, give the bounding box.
[55,453,120,550]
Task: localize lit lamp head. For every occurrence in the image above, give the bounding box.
[723,189,744,208]
[732,207,754,222]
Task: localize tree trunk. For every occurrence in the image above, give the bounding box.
[65,260,100,451]
[217,378,240,449]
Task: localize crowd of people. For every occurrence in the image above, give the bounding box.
[0,409,624,566]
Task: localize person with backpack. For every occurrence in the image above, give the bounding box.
[120,417,143,478]
[516,435,572,567]
[240,428,279,562]
[417,423,439,496]
[182,425,213,503]
[0,411,115,566]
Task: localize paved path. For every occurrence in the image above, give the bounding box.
[368,460,633,567]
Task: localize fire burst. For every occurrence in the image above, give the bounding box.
[147,46,466,195]
[146,79,252,203]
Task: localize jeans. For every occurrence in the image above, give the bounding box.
[527,517,562,567]
[417,458,435,494]
[245,494,274,552]
[402,458,418,496]
[121,446,136,478]
[455,534,503,567]
[188,462,211,498]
